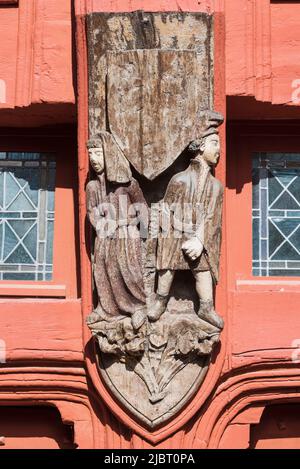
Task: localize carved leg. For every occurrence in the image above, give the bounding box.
[148,270,175,322]
[193,271,224,329]
[194,270,213,301]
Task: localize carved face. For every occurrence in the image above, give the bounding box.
[200,134,221,166]
[89,147,104,174]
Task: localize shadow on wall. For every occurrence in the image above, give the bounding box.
[250,403,300,449]
[0,406,77,449]
[226,96,300,194]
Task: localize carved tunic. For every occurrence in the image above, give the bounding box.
[86,174,147,319]
[156,159,223,283]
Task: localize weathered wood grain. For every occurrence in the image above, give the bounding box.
[107,49,203,179]
[87,11,213,162]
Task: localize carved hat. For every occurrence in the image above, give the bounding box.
[200,110,224,138]
[188,110,224,152]
[87,138,102,149]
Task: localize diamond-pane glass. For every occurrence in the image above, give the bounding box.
[0,153,56,281]
[253,153,300,276]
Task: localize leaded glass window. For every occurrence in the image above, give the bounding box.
[0,153,56,281]
[253,153,300,277]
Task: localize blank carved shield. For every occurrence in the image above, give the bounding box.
[106,49,203,180]
[85,11,224,431]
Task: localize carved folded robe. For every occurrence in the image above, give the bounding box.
[156,159,223,283]
[86,174,147,319]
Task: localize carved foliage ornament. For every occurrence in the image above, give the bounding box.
[86,11,224,429]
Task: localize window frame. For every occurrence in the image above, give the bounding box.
[227,121,300,292]
[0,129,78,298]
[252,151,300,278]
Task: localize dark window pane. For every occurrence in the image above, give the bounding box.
[252,169,260,209]
[8,152,41,160]
[268,220,285,257]
[253,218,259,260]
[272,242,299,261]
[3,273,35,281]
[46,221,54,264]
[272,192,300,210]
[269,270,300,277]
[269,176,283,205]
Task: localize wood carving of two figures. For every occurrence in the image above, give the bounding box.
[86,111,224,403]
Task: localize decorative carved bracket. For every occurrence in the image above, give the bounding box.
[85,11,224,430]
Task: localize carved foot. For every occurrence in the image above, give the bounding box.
[131,308,147,330]
[86,305,115,324]
[86,309,102,325]
[149,391,167,404]
[197,300,224,330]
[148,294,168,322]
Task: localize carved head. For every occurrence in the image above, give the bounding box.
[189,110,223,167]
[87,139,104,174]
[200,133,221,166]
[188,133,220,167]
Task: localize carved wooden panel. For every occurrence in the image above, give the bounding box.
[87,11,214,142]
[85,11,225,434]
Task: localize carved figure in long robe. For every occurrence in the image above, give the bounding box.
[86,137,148,331]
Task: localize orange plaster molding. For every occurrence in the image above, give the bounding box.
[0,366,95,448]
[14,0,35,107]
[226,0,272,103]
[0,0,74,110]
[183,366,300,448]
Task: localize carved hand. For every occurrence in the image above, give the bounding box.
[182,237,203,261]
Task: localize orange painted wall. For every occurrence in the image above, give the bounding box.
[251,404,300,449]
[0,0,299,449]
[0,0,74,109]
[226,0,300,107]
[0,0,75,126]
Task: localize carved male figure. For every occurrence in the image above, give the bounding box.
[149,112,224,329]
